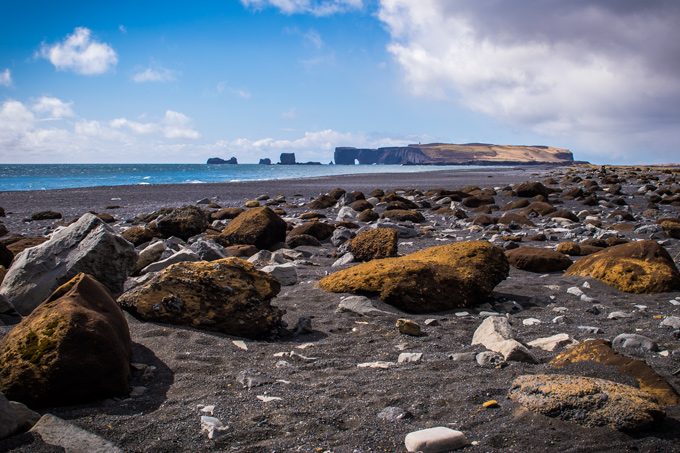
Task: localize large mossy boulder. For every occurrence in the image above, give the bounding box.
[509,374,664,431]
[349,228,398,262]
[0,214,137,315]
[506,247,572,273]
[118,258,283,339]
[565,240,680,293]
[319,241,508,313]
[218,207,287,250]
[0,274,131,407]
[154,205,208,241]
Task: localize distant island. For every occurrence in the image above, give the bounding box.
[206,156,237,165]
[206,153,322,165]
[334,143,576,165]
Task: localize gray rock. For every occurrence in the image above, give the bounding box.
[404,427,469,452]
[0,213,137,315]
[398,352,423,363]
[608,311,633,320]
[449,352,477,362]
[331,228,354,247]
[247,250,274,266]
[140,248,200,274]
[336,206,356,221]
[527,333,574,351]
[30,414,122,452]
[260,263,298,286]
[336,295,391,316]
[236,370,273,389]
[134,240,166,274]
[332,252,355,267]
[578,325,603,334]
[0,294,20,325]
[613,333,659,352]
[377,406,411,422]
[1,392,40,439]
[471,316,537,363]
[164,236,186,251]
[476,351,504,367]
[189,240,226,261]
[660,316,680,330]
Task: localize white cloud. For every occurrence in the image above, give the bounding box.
[132,66,176,83]
[38,27,118,75]
[32,96,74,119]
[0,69,12,87]
[377,0,680,162]
[241,0,363,16]
[0,98,202,163]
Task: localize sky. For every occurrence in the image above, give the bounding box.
[1,0,679,164]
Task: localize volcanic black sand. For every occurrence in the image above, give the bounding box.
[1,165,679,452]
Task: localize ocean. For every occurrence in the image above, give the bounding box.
[0,164,492,191]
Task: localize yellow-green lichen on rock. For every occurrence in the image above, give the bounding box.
[0,273,131,407]
[565,240,680,293]
[319,241,508,313]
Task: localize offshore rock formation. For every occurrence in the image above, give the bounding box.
[334,143,575,165]
[259,158,272,165]
[206,157,237,165]
[279,153,296,165]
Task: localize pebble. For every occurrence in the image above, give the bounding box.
[449,352,476,362]
[578,325,603,334]
[479,311,500,317]
[200,416,228,440]
[404,427,470,452]
[522,318,541,326]
[527,333,574,351]
[396,318,422,336]
[256,395,282,403]
[129,386,147,397]
[483,400,499,408]
[332,253,355,267]
[377,406,411,422]
[398,352,423,363]
[608,311,633,320]
[567,287,584,297]
[357,361,394,369]
[476,351,504,367]
[232,340,248,350]
[424,318,440,326]
[552,315,572,324]
[660,316,680,329]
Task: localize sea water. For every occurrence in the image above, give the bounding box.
[0,164,491,191]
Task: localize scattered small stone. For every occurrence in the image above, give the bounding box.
[404,427,470,452]
[613,333,659,352]
[232,340,248,350]
[578,325,603,334]
[377,406,411,422]
[396,318,422,336]
[528,333,574,352]
[522,318,541,326]
[30,414,123,451]
[256,395,282,403]
[483,400,499,408]
[567,286,584,297]
[476,351,504,367]
[608,311,633,320]
[357,361,394,369]
[201,415,228,440]
[398,352,423,363]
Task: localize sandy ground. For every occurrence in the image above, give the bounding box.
[1,165,679,452]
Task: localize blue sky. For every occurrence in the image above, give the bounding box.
[1,0,679,164]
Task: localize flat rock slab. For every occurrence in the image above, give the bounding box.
[404,426,469,452]
[30,414,123,452]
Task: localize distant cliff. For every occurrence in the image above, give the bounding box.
[207,156,237,165]
[334,143,575,165]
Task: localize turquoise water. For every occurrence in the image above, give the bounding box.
[0,164,490,191]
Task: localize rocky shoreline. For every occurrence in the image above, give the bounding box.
[1,165,679,452]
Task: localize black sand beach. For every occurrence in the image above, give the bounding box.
[1,165,679,452]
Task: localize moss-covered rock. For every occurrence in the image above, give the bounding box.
[219,207,287,250]
[565,240,680,293]
[0,274,131,407]
[319,241,508,313]
[660,219,680,239]
[506,247,572,273]
[509,374,664,431]
[349,228,398,262]
[551,339,679,406]
[121,225,155,246]
[118,258,283,338]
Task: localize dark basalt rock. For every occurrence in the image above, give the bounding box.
[207,157,238,165]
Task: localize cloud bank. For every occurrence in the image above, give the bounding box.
[38,27,118,75]
[377,0,680,162]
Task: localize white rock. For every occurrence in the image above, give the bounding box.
[200,416,228,440]
[566,287,584,297]
[522,318,541,326]
[336,206,356,221]
[232,340,248,350]
[471,316,536,363]
[256,395,282,402]
[337,296,391,316]
[30,414,123,451]
[248,250,274,266]
[660,316,680,329]
[608,311,633,320]
[199,405,215,415]
[357,361,394,369]
[527,333,575,351]
[404,427,469,452]
[398,352,423,363]
[332,253,355,267]
[260,263,298,286]
[0,213,137,315]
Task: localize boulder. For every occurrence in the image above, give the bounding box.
[155,205,208,240]
[260,263,297,286]
[140,248,200,274]
[515,182,550,198]
[498,212,535,226]
[219,207,287,250]
[660,219,680,239]
[118,258,283,338]
[551,339,678,406]
[348,228,398,262]
[30,211,62,221]
[381,209,426,223]
[189,240,226,261]
[288,221,335,241]
[0,213,137,315]
[133,241,166,274]
[286,234,321,248]
[121,226,155,246]
[319,241,509,313]
[308,194,337,209]
[0,274,131,407]
[506,247,573,273]
[349,199,373,212]
[521,201,556,216]
[0,243,12,268]
[211,207,245,221]
[358,209,379,222]
[508,374,664,431]
[565,240,680,293]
